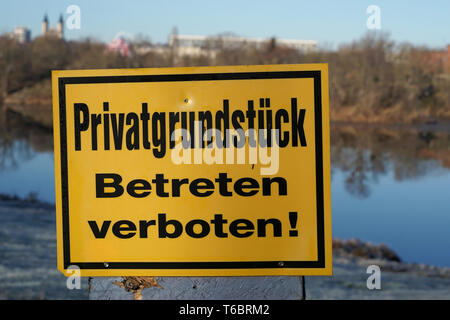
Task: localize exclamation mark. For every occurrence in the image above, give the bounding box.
[289,212,299,237]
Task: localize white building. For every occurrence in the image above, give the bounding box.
[169,33,317,56]
[11,26,31,43]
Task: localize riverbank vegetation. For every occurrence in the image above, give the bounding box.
[1,32,449,127]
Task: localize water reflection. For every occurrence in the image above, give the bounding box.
[331,124,450,198]
[0,112,449,201]
[0,111,53,172]
[0,112,54,200]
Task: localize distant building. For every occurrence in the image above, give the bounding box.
[168,32,318,57]
[134,29,317,61]
[106,36,132,57]
[7,26,31,43]
[42,14,64,39]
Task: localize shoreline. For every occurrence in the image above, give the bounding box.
[3,104,450,134]
[331,120,450,133]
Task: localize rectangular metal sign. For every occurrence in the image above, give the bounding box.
[52,64,332,276]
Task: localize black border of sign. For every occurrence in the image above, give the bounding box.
[58,70,325,270]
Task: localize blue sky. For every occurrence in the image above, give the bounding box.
[2,0,449,48]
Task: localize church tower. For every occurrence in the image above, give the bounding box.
[42,14,48,36]
[57,14,64,39]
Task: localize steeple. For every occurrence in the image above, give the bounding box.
[57,13,64,39]
[42,14,49,35]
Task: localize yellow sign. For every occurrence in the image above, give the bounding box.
[52,64,332,276]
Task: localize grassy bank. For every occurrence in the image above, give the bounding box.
[2,79,53,128]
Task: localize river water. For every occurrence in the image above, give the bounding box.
[0,113,449,267]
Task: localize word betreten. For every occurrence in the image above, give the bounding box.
[96,172,288,198]
[88,212,299,239]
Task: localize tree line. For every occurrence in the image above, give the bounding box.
[1,32,449,123]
